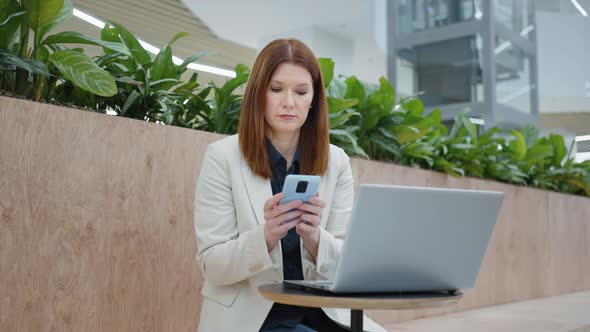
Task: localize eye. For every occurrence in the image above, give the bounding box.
[296,90,308,96]
[270,87,282,92]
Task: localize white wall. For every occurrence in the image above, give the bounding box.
[257,1,388,84]
[536,12,590,113]
[259,26,354,80]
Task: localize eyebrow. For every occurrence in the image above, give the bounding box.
[269,80,311,87]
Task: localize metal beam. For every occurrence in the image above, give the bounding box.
[395,20,482,49]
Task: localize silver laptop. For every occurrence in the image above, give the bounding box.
[284,184,504,293]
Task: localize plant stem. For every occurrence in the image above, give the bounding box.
[31,25,44,101]
[15,24,29,96]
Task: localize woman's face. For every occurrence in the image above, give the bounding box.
[264,62,314,137]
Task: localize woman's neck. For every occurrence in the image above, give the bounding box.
[269,131,300,168]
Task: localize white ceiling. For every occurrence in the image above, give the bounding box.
[179,0,378,49]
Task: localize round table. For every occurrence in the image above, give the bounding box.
[259,283,463,332]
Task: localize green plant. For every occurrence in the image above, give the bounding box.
[320,58,441,163]
[190,64,249,134]
[0,0,119,100]
[319,58,364,157]
[392,98,443,168]
[52,22,214,124]
[435,112,528,182]
[507,125,590,195]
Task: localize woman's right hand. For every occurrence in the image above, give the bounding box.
[263,193,304,251]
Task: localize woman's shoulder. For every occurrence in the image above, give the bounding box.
[205,134,240,160]
[208,134,238,148]
[328,143,350,169]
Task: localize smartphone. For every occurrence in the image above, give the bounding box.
[280,174,320,205]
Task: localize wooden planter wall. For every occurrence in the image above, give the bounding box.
[1,96,589,331]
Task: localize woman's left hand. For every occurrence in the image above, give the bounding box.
[296,195,326,261]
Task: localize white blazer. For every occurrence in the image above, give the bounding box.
[194,135,385,332]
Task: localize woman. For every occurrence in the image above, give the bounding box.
[194,39,385,332]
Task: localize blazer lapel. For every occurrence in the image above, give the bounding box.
[240,158,272,225]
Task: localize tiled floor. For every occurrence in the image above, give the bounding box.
[384,291,590,331]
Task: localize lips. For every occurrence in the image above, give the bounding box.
[279,114,296,120]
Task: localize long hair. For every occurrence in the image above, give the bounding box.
[239,39,330,179]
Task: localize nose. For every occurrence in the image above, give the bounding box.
[282,91,295,110]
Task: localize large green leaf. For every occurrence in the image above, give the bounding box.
[460,112,478,144]
[376,127,399,141]
[234,63,249,77]
[109,21,151,67]
[151,32,191,81]
[509,129,527,161]
[43,31,130,55]
[318,58,334,87]
[23,0,63,34]
[548,134,566,167]
[344,76,365,102]
[367,80,395,117]
[329,110,360,128]
[0,9,26,27]
[378,76,394,95]
[49,49,117,97]
[0,49,50,76]
[39,0,72,36]
[359,104,384,132]
[525,142,553,164]
[434,157,465,177]
[177,50,216,73]
[402,142,435,165]
[388,108,441,144]
[329,128,368,158]
[326,77,346,99]
[147,33,183,81]
[37,44,49,63]
[327,97,358,114]
[369,131,401,159]
[165,31,189,48]
[0,1,25,50]
[173,79,200,94]
[151,46,175,81]
[565,178,590,196]
[402,99,424,117]
[149,78,182,91]
[219,64,249,96]
[478,127,502,145]
[390,124,425,144]
[122,90,141,115]
[420,109,442,128]
[449,112,466,139]
[100,24,119,54]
